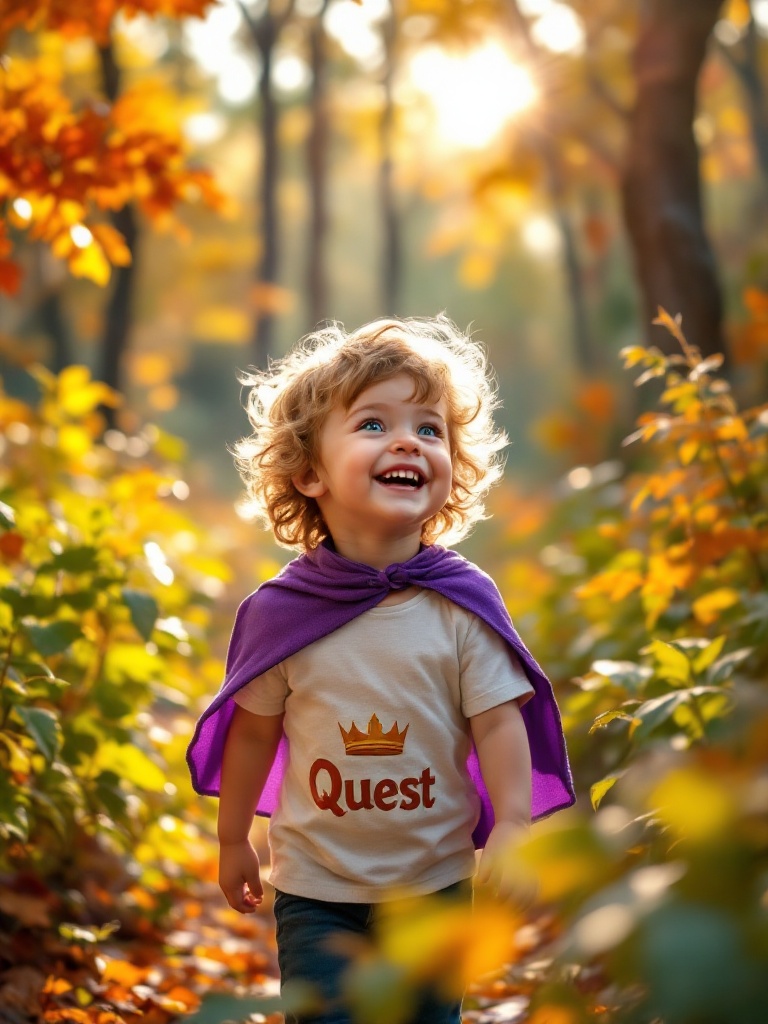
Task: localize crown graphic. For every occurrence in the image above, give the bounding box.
[338,713,409,756]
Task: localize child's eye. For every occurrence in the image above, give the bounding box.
[418,424,442,437]
[359,419,384,432]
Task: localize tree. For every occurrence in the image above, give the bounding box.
[380,3,401,315]
[621,0,727,358]
[508,0,597,374]
[0,1,225,393]
[306,0,332,329]
[238,0,297,367]
[97,36,139,417]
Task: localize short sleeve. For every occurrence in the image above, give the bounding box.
[459,613,534,719]
[232,661,288,715]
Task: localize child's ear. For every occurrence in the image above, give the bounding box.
[292,464,327,498]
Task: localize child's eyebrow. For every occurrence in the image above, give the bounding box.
[346,401,446,423]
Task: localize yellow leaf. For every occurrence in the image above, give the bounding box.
[692,588,740,625]
[58,366,119,415]
[652,307,682,335]
[376,897,520,987]
[678,440,699,464]
[723,0,751,27]
[58,424,92,458]
[90,223,132,266]
[69,241,111,286]
[650,768,735,842]
[575,568,644,603]
[715,416,748,442]
[618,348,651,368]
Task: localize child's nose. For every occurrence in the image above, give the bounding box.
[391,433,421,454]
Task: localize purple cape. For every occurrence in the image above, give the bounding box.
[186,541,575,847]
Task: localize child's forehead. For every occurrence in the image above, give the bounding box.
[341,372,446,410]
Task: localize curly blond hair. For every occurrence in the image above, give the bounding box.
[233,316,508,550]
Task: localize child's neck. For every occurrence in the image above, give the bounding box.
[329,530,422,570]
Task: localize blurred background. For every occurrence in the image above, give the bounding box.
[1,3,768,1023]
[3,0,767,502]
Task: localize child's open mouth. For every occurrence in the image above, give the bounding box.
[375,470,425,489]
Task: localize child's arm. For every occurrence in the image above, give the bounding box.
[470,699,535,905]
[218,704,284,914]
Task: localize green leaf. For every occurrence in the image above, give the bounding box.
[59,920,121,944]
[591,660,653,691]
[631,692,689,743]
[39,546,100,574]
[707,647,754,685]
[15,706,62,761]
[94,771,131,820]
[9,658,54,679]
[24,620,82,656]
[590,771,626,811]
[0,587,39,617]
[0,803,30,842]
[122,589,159,642]
[28,786,69,841]
[0,501,15,529]
[60,589,99,612]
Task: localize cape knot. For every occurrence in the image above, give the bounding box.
[383,566,410,590]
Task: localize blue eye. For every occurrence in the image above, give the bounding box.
[360,419,384,432]
[418,424,440,437]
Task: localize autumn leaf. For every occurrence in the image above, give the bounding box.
[692,588,740,625]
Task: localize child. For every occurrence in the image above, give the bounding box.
[187,316,574,1024]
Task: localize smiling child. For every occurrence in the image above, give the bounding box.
[187,316,574,1024]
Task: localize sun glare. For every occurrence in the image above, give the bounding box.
[408,42,537,150]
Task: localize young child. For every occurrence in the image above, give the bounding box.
[187,316,574,1024]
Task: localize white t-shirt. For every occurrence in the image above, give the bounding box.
[234,587,533,902]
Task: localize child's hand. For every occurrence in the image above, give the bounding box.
[475,822,538,911]
[219,840,264,913]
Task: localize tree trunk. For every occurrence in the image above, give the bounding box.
[307,2,330,329]
[253,15,279,367]
[101,204,138,404]
[543,142,595,374]
[98,40,139,421]
[40,291,73,373]
[507,1,594,372]
[621,0,726,358]
[34,246,73,372]
[379,8,400,315]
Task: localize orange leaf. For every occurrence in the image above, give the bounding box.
[90,223,132,267]
[100,959,147,988]
[0,531,24,562]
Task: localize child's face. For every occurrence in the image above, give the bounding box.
[294,373,453,549]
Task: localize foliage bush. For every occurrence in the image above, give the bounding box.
[488,313,768,1023]
[0,364,230,912]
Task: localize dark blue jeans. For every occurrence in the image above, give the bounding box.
[274,884,469,1024]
